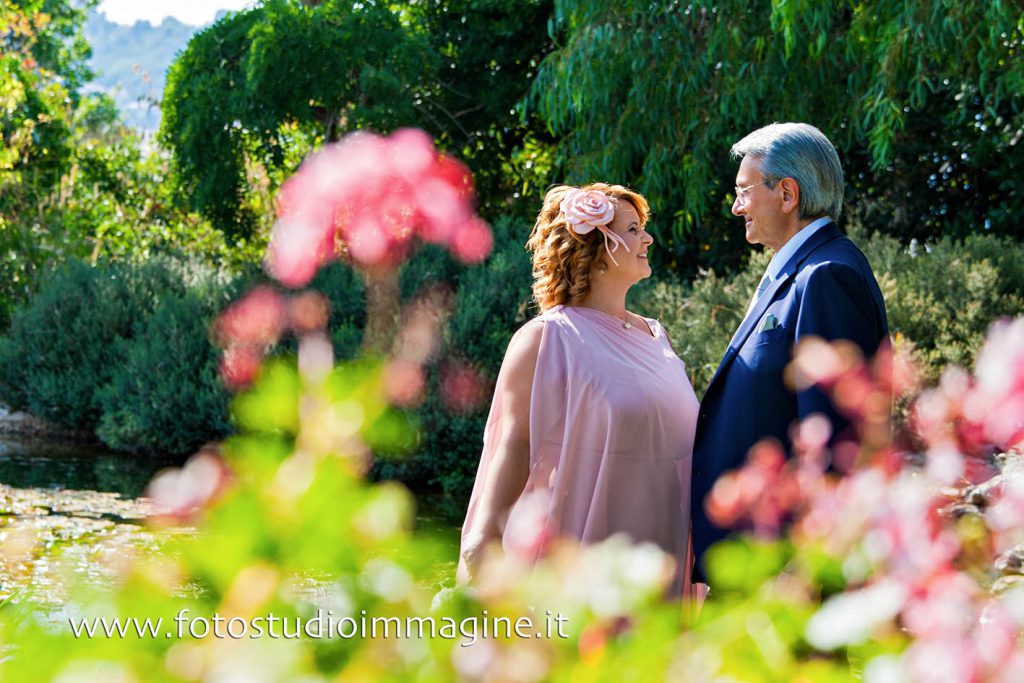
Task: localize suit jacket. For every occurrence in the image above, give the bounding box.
[690,222,888,582]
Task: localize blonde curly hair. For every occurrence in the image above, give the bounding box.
[526,183,651,312]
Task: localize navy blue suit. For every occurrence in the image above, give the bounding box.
[690,223,888,582]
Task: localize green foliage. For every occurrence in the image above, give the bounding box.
[410,0,556,218]
[159,0,555,237]
[306,261,367,362]
[413,216,533,498]
[160,2,435,237]
[444,217,535,371]
[2,0,91,321]
[1,1,244,329]
[97,286,237,454]
[0,257,240,455]
[632,250,771,393]
[868,231,1024,381]
[705,538,795,595]
[157,9,264,237]
[531,0,1024,274]
[634,229,1024,398]
[399,244,463,300]
[0,259,186,429]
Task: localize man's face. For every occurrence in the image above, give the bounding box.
[732,155,788,251]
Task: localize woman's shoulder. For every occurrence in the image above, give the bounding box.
[507,306,579,350]
[519,305,575,330]
[641,314,664,334]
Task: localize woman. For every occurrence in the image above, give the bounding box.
[458,183,699,596]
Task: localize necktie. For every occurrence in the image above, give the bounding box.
[746,273,771,316]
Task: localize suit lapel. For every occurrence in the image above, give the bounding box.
[703,272,791,391]
[725,272,791,352]
[702,223,843,396]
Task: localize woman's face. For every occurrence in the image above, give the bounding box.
[601,200,654,282]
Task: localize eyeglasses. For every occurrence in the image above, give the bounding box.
[734,179,770,204]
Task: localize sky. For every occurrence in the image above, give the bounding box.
[97,0,255,26]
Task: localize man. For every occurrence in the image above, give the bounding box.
[690,123,889,583]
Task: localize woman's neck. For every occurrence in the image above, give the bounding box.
[578,278,629,322]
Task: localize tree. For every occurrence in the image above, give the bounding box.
[159,0,556,240]
[1,0,93,324]
[410,0,556,218]
[160,1,437,240]
[530,0,1024,274]
[1,0,238,329]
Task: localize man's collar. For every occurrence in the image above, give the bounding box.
[765,216,833,280]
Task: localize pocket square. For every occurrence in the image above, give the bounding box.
[758,314,780,333]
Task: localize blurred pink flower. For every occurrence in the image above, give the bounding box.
[441,361,488,414]
[987,467,1024,536]
[791,337,861,389]
[382,359,426,408]
[287,291,330,334]
[450,217,494,264]
[959,318,1024,451]
[266,129,490,287]
[214,286,287,348]
[219,345,263,390]
[905,636,978,683]
[502,490,555,563]
[901,570,978,639]
[707,440,805,537]
[264,217,335,288]
[148,447,232,523]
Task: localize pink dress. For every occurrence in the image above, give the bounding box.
[461,304,700,594]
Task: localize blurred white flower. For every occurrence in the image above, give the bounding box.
[806,580,905,649]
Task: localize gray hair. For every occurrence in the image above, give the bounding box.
[730,122,844,219]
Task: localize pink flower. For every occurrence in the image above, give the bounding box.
[502,490,555,563]
[382,359,426,407]
[441,361,488,414]
[147,446,232,523]
[450,217,494,264]
[219,345,262,390]
[287,292,330,334]
[213,286,287,348]
[266,129,490,286]
[561,189,615,233]
[963,317,1024,450]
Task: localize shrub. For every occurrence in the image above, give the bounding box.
[632,250,771,395]
[0,256,245,456]
[97,286,236,455]
[302,261,367,362]
[633,229,1024,399]
[870,231,1024,382]
[414,215,533,500]
[0,258,192,429]
[399,243,465,300]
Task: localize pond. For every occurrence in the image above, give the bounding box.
[0,436,176,497]
[0,436,461,603]
[0,436,174,604]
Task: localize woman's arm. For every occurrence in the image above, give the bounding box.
[457,320,544,583]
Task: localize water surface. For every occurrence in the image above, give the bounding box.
[0,437,175,498]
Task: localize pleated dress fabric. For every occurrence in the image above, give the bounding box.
[461,304,700,595]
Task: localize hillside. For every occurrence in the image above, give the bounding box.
[82,12,205,134]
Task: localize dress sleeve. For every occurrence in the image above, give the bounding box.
[459,317,567,550]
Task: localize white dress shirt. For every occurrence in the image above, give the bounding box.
[745,216,833,317]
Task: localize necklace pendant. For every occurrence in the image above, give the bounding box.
[623,321,632,330]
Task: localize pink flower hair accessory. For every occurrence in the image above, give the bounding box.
[560,187,631,266]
